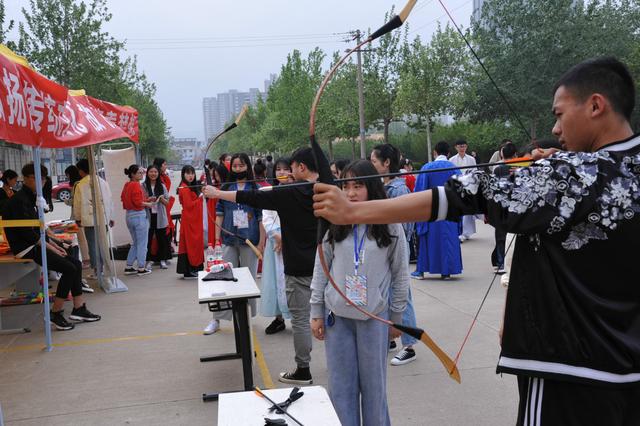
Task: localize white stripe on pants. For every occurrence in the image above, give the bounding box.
[524,377,545,426]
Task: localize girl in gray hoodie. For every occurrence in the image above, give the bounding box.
[310,160,409,426]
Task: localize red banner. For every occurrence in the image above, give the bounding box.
[0,45,138,148]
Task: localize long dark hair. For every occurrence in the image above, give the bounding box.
[372,143,401,173]
[64,166,81,185]
[214,162,229,186]
[179,165,200,196]
[1,169,18,185]
[327,160,393,248]
[227,153,256,189]
[144,164,164,197]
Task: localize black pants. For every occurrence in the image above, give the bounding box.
[146,213,171,262]
[517,376,640,426]
[29,248,83,299]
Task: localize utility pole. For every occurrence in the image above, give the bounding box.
[355,30,367,160]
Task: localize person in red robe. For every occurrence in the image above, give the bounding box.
[154,158,176,252]
[176,165,217,279]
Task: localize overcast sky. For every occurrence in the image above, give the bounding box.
[5,0,473,141]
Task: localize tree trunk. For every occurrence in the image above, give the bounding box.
[426,116,433,163]
[351,139,357,160]
[530,119,537,142]
[383,118,391,143]
[328,138,334,161]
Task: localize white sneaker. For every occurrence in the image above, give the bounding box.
[145,261,154,270]
[203,319,220,335]
[81,280,94,293]
[160,261,168,269]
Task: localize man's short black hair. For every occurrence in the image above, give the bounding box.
[21,162,47,177]
[455,139,468,146]
[553,57,635,121]
[76,159,90,174]
[266,155,273,162]
[434,141,450,156]
[501,143,517,159]
[290,147,317,173]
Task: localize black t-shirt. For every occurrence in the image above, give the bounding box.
[236,182,317,277]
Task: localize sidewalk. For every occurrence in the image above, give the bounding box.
[0,222,517,425]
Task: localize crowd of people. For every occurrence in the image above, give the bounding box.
[1,56,638,425]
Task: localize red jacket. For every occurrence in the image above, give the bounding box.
[121,181,146,211]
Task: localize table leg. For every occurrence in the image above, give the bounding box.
[202,298,254,402]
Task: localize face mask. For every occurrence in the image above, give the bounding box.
[230,170,248,181]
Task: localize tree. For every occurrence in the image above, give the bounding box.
[394,24,473,160]
[0,0,15,49]
[17,0,169,158]
[316,52,360,159]
[469,0,640,139]
[363,8,410,143]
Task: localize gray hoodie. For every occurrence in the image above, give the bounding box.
[310,223,409,324]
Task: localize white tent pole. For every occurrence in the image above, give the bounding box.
[32,146,53,352]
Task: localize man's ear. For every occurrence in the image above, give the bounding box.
[590,93,607,118]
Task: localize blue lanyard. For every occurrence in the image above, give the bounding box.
[353,224,368,273]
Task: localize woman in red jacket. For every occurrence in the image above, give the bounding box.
[176,165,217,279]
[121,164,153,276]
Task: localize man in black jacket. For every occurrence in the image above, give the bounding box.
[313,57,640,425]
[204,147,318,385]
[3,163,101,331]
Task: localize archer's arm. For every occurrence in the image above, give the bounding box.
[313,183,436,224]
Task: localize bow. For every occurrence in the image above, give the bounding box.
[308,0,460,383]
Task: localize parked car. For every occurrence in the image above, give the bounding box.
[52,181,72,202]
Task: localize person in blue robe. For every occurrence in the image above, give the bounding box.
[414,141,463,279]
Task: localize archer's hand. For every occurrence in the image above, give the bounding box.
[311,318,325,341]
[531,147,559,161]
[389,326,402,340]
[312,183,352,225]
[203,185,220,199]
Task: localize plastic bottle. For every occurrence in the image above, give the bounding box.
[205,244,216,272]
[213,242,224,264]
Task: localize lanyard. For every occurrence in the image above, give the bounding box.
[353,224,368,274]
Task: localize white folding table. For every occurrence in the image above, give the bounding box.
[218,385,341,426]
[197,267,260,401]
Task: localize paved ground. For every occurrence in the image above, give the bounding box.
[0,201,518,425]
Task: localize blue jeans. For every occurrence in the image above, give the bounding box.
[400,287,418,347]
[325,310,391,426]
[126,211,149,268]
[84,226,96,270]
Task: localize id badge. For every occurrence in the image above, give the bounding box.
[232,209,249,229]
[345,274,367,306]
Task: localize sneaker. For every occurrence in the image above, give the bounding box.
[203,319,220,335]
[137,269,152,276]
[441,274,451,280]
[160,261,168,269]
[389,340,397,352]
[124,267,137,275]
[458,235,466,243]
[183,271,198,279]
[69,304,101,322]
[265,318,286,335]
[50,310,75,330]
[410,271,426,280]
[145,261,154,270]
[279,367,313,385]
[81,280,94,293]
[496,267,506,275]
[391,348,417,366]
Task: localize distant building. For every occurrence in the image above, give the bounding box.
[202,83,270,143]
[170,137,205,165]
[473,0,485,22]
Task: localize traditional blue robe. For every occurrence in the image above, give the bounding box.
[415,157,463,275]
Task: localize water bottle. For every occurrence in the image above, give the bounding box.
[213,242,224,264]
[205,244,216,272]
